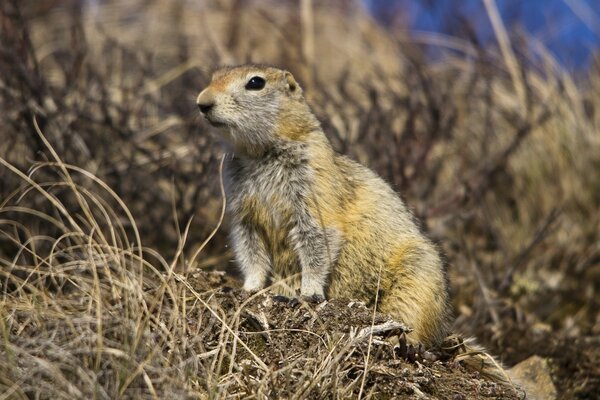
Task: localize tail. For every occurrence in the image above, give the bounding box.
[440,334,530,399]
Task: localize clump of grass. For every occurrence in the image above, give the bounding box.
[0,126,209,398]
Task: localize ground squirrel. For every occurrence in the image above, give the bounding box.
[196,65,451,347]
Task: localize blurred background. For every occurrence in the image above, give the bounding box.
[368,0,599,69]
[1,0,599,397]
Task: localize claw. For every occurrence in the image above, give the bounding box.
[272,295,300,307]
[302,294,326,304]
[273,295,291,303]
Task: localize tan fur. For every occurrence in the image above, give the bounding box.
[196,65,451,347]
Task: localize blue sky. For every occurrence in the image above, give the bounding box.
[364,0,600,69]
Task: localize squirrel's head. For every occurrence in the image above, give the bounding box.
[197,65,317,156]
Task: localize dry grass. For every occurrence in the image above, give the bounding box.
[1,0,599,398]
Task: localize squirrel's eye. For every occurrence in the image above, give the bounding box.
[245,76,266,90]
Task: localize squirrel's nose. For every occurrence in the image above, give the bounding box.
[196,88,216,114]
[198,102,214,114]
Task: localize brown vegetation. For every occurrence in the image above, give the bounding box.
[1,0,599,398]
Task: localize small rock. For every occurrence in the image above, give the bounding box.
[509,355,557,400]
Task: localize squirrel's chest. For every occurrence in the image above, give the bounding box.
[227,158,312,229]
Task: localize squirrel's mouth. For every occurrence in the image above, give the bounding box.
[204,115,227,128]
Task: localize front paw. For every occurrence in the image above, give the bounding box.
[300,279,325,301]
[243,278,265,293]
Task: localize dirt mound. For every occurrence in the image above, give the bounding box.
[187,271,520,399]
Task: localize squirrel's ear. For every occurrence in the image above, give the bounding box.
[284,71,301,94]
